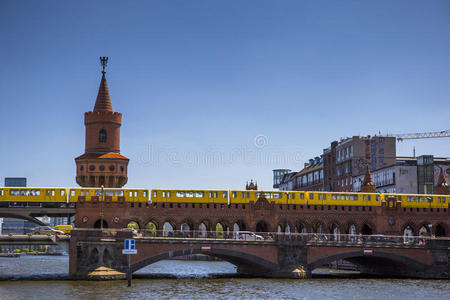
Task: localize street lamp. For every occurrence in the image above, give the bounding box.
[100,185,104,230]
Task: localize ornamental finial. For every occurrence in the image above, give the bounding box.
[100,56,108,74]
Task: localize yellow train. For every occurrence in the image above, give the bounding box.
[0,186,448,209]
[0,187,149,207]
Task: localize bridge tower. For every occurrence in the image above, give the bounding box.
[75,57,129,188]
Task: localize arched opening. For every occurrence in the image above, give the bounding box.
[435,224,447,237]
[93,219,108,229]
[285,223,291,233]
[361,224,373,235]
[180,222,191,232]
[403,225,414,243]
[163,221,174,237]
[418,225,429,237]
[308,250,429,278]
[297,223,307,233]
[313,223,324,234]
[256,220,269,233]
[89,248,99,265]
[198,222,208,238]
[99,129,107,143]
[330,224,340,241]
[127,221,140,230]
[144,221,157,237]
[103,248,113,267]
[277,224,283,233]
[131,247,278,277]
[216,223,224,238]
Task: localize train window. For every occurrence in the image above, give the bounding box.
[153,191,157,198]
[309,193,314,200]
[86,191,89,196]
[273,193,281,199]
[143,191,147,197]
[130,191,133,197]
[186,192,194,198]
[31,190,40,196]
[287,194,290,200]
[20,190,29,196]
[265,193,272,198]
[232,192,236,198]
[292,193,295,199]
[363,195,366,201]
[106,190,114,197]
[323,194,327,200]
[10,189,18,196]
[95,190,102,196]
[376,195,380,201]
[167,191,171,197]
[351,195,357,200]
[71,190,75,196]
[61,190,65,196]
[368,195,371,201]
[318,194,321,200]
[0,190,3,196]
[176,191,185,197]
[242,192,245,198]
[332,194,337,200]
[163,191,166,197]
[209,192,213,198]
[196,192,204,198]
[134,191,138,197]
[247,192,250,198]
[300,193,304,199]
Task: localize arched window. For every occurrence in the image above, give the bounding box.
[99,129,107,143]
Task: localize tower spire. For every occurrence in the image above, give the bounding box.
[93,56,113,112]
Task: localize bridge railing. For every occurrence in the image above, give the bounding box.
[133,229,431,246]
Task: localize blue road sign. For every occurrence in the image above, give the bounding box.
[124,239,135,250]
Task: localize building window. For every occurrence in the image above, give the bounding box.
[99,129,107,143]
[89,165,95,171]
[80,166,84,171]
[109,165,115,171]
[99,165,105,171]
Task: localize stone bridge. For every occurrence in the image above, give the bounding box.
[69,229,450,279]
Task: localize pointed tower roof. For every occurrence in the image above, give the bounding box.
[93,73,113,112]
[362,166,375,187]
[436,168,448,187]
[93,57,113,112]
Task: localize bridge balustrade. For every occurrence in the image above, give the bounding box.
[124,229,431,247]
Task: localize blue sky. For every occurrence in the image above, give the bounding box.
[0,0,449,189]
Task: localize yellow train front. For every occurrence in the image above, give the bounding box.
[0,187,68,208]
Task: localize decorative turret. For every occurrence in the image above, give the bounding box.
[75,57,129,188]
[246,180,258,190]
[361,166,376,193]
[435,168,449,195]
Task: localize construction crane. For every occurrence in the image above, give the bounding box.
[386,130,450,142]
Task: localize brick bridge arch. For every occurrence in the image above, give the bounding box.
[307,248,432,277]
[130,246,279,276]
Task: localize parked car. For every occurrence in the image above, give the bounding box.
[237,231,264,241]
[54,224,73,234]
[30,226,64,235]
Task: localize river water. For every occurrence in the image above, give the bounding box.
[0,256,448,299]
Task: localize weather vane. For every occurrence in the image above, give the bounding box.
[100,56,108,74]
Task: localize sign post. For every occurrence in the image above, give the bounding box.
[122,239,137,286]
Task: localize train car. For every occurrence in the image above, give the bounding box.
[229,190,288,205]
[68,188,149,203]
[151,189,228,204]
[398,193,450,209]
[0,187,68,208]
